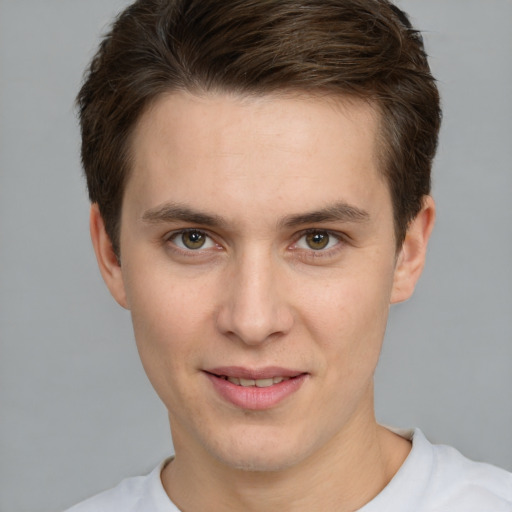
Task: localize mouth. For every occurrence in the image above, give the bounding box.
[204,367,308,410]
[216,375,293,388]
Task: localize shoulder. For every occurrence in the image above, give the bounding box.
[429,438,512,510]
[370,428,512,511]
[63,459,178,512]
[413,429,512,511]
[64,476,146,512]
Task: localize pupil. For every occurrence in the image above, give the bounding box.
[307,232,329,250]
[183,231,205,249]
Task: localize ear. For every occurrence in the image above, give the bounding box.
[391,196,436,304]
[89,204,129,309]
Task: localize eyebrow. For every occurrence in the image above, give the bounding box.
[141,201,370,228]
[280,202,370,228]
[142,203,226,227]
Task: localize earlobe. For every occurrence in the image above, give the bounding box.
[89,204,129,309]
[391,196,436,304]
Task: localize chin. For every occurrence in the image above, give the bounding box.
[215,450,303,473]
[207,427,318,473]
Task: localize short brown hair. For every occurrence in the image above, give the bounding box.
[77,0,441,256]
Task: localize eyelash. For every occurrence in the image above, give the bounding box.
[291,229,345,259]
[165,229,220,257]
[164,228,346,259]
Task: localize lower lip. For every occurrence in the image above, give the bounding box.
[205,373,307,410]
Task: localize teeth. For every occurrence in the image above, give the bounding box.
[255,378,274,388]
[224,376,291,387]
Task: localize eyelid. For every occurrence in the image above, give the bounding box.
[163,227,347,259]
[166,228,219,252]
[290,228,346,254]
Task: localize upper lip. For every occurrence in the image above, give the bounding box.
[205,366,306,380]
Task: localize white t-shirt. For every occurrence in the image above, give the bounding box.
[64,429,512,511]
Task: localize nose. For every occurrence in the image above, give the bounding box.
[215,249,294,346]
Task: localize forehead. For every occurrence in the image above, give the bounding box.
[124,91,389,224]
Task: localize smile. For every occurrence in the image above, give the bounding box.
[218,376,291,387]
[205,368,307,410]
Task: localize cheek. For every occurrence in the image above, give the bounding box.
[124,252,211,337]
[300,266,393,369]
[124,268,212,392]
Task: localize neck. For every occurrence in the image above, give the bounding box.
[162,392,411,511]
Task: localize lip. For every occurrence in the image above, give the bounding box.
[206,366,304,380]
[204,366,308,411]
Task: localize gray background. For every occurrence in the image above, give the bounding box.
[1,1,511,511]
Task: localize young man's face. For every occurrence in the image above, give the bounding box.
[92,92,432,472]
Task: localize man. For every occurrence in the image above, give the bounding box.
[67,0,512,510]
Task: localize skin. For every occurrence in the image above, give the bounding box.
[91,91,435,511]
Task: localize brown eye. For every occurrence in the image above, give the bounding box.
[181,230,207,250]
[305,231,330,250]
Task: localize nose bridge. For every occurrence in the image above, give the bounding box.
[216,244,292,345]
